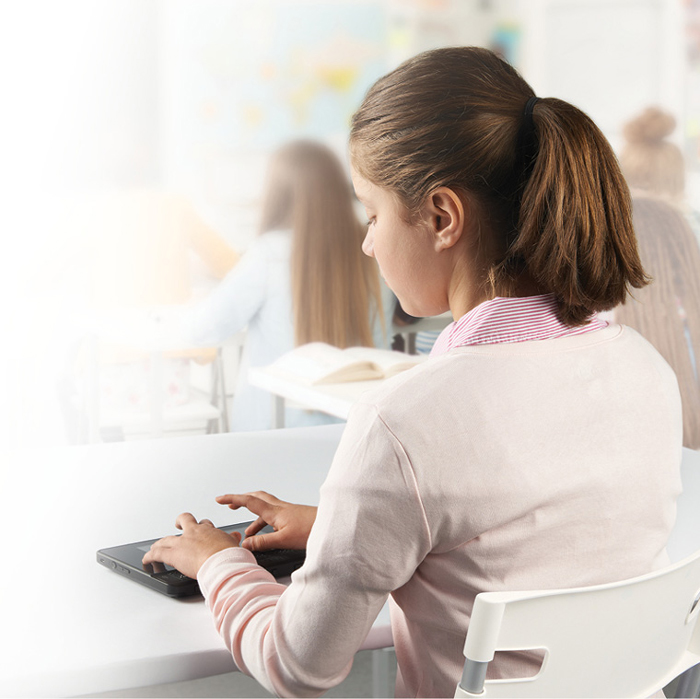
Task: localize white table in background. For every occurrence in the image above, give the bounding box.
[0,424,391,698]
[248,314,453,428]
[248,366,382,427]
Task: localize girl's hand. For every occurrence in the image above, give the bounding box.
[142,512,241,579]
[216,491,317,552]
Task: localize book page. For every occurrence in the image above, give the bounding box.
[268,343,381,384]
[345,346,426,376]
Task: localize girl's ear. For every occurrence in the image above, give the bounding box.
[425,187,466,251]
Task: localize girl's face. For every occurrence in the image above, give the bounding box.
[351,170,451,317]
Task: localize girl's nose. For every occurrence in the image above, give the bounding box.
[362,228,375,257]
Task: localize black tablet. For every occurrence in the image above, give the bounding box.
[96,521,306,597]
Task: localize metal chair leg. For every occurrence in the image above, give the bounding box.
[675,664,700,698]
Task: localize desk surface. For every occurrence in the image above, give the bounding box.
[0,424,360,698]
[2,431,698,698]
[249,367,382,421]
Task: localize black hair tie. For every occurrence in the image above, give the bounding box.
[517,96,540,181]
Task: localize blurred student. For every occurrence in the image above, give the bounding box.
[615,197,700,449]
[89,190,238,313]
[189,140,388,431]
[620,106,700,241]
[62,191,238,442]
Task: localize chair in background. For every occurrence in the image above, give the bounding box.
[64,189,241,442]
[76,340,226,442]
[456,447,700,699]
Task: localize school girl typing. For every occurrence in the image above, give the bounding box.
[145,48,682,697]
[188,139,390,431]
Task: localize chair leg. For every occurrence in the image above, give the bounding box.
[217,348,229,432]
[371,647,394,698]
[674,664,700,698]
[210,349,229,433]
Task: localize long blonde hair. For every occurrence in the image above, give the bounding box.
[259,140,383,348]
[615,197,700,449]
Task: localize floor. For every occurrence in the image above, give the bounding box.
[84,649,397,698]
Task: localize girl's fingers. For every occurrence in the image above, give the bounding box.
[142,536,174,564]
[241,530,284,552]
[175,512,197,531]
[244,515,268,538]
[248,491,282,506]
[217,494,278,523]
[217,491,282,508]
[238,495,278,523]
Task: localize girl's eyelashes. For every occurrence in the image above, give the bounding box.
[366,217,376,227]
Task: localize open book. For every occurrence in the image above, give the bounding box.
[266,342,427,385]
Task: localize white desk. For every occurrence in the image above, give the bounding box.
[0,424,392,698]
[248,314,452,428]
[2,433,697,698]
[248,366,382,427]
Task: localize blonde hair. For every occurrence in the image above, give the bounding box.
[350,47,648,326]
[259,140,383,348]
[620,107,685,202]
[615,197,700,449]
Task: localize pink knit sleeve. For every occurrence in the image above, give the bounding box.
[196,405,432,697]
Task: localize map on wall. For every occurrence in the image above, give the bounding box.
[161,0,389,245]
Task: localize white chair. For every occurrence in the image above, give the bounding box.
[456,447,700,698]
[455,548,700,698]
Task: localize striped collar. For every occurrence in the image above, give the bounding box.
[430,294,608,357]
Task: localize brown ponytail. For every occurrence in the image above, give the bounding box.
[511,98,649,324]
[350,47,649,325]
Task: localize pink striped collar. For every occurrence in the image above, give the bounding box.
[430,294,608,357]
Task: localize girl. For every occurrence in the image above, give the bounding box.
[188,139,389,431]
[145,48,682,697]
[615,197,700,449]
[619,106,700,246]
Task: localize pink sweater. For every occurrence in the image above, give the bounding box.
[198,323,682,697]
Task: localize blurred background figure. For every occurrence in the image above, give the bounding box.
[187,139,391,431]
[620,107,686,202]
[615,197,700,449]
[62,191,239,443]
[616,106,700,449]
[620,106,700,242]
[87,190,238,312]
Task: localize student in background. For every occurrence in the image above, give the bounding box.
[620,106,700,242]
[61,191,239,443]
[189,139,388,431]
[615,197,700,449]
[145,48,681,697]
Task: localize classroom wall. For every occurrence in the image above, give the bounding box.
[3,0,696,245]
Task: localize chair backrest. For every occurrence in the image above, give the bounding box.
[455,547,700,698]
